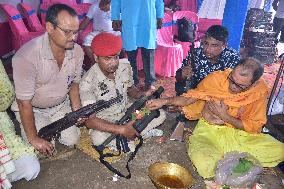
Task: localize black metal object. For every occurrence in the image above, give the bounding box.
[267,54,284,113]
[241,8,277,64]
[265,54,284,142]
[38,90,123,141]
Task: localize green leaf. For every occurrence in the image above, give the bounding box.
[232,158,253,174]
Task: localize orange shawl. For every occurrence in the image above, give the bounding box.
[182,69,270,133]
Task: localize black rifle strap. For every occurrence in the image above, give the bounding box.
[96,136,144,179]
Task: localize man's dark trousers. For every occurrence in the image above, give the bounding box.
[127,48,156,87]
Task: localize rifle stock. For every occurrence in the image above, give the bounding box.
[38,90,123,141]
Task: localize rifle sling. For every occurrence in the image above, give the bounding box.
[95,135,144,179]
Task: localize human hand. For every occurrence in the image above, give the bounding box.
[29,136,54,156]
[76,117,89,126]
[112,20,121,31]
[181,66,193,79]
[208,118,226,125]
[146,99,167,110]
[119,121,139,140]
[144,87,156,97]
[157,18,163,29]
[207,100,228,120]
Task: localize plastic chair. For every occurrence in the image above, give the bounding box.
[197,18,222,40]
[0,4,43,51]
[40,1,80,26]
[19,3,45,32]
[39,3,50,27]
[173,11,199,58]
[178,0,198,13]
[41,0,78,5]
[154,13,183,77]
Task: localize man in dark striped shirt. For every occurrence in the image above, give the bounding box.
[175,25,240,95]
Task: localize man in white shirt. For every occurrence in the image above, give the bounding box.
[273,0,284,43]
[79,0,120,64]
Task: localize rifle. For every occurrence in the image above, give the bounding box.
[95,86,164,152]
[38,90,123,141]
[96,110,161,179]
[94,87,164,179]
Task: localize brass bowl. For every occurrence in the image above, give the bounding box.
[148,162,194,189]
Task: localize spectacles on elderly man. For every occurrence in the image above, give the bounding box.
[55,25,79,37]
[227,72,252,91]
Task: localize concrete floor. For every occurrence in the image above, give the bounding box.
[11,113,284,189]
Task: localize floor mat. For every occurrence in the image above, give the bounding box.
[76,128,124,163]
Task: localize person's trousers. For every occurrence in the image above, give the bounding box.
[127,48,156,87]
[273,17,284,43]
[15,98,81,147]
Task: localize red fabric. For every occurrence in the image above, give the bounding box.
[91,32,122,56]
[197,18,222,40]
[0,4,43,51]
[19,3,45,32]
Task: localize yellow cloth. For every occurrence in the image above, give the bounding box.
[76,128,123,163]
[188,119,284,179]
[182,69,270,133]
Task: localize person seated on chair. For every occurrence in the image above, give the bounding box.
[175,25,240,96]
[11,4,84,156]
[0,61,40,188]
[147,57,284,179]
[79,0,120,65]
[79,32,165,150]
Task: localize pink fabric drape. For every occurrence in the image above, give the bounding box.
[178,0,198,13]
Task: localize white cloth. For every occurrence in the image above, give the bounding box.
[86,3,112,32]
[7,155,40,182]
[0,133,14,189]
[275,0,284,18]
[198,0,226,19]
[268,86,284,115]
[249,0,264,9]
[83,3,120,46]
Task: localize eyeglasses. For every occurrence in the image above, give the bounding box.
[228,73,252,91]
[55,25,79,37]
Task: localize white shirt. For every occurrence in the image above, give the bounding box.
[86,3,112,32]
[275,0,284,18]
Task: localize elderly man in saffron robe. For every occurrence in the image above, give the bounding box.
[146,57,284,178]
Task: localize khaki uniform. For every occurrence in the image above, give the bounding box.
[12,32,84,146]
[79,60,165,146]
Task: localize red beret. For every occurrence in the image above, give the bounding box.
[91,32,122,56]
